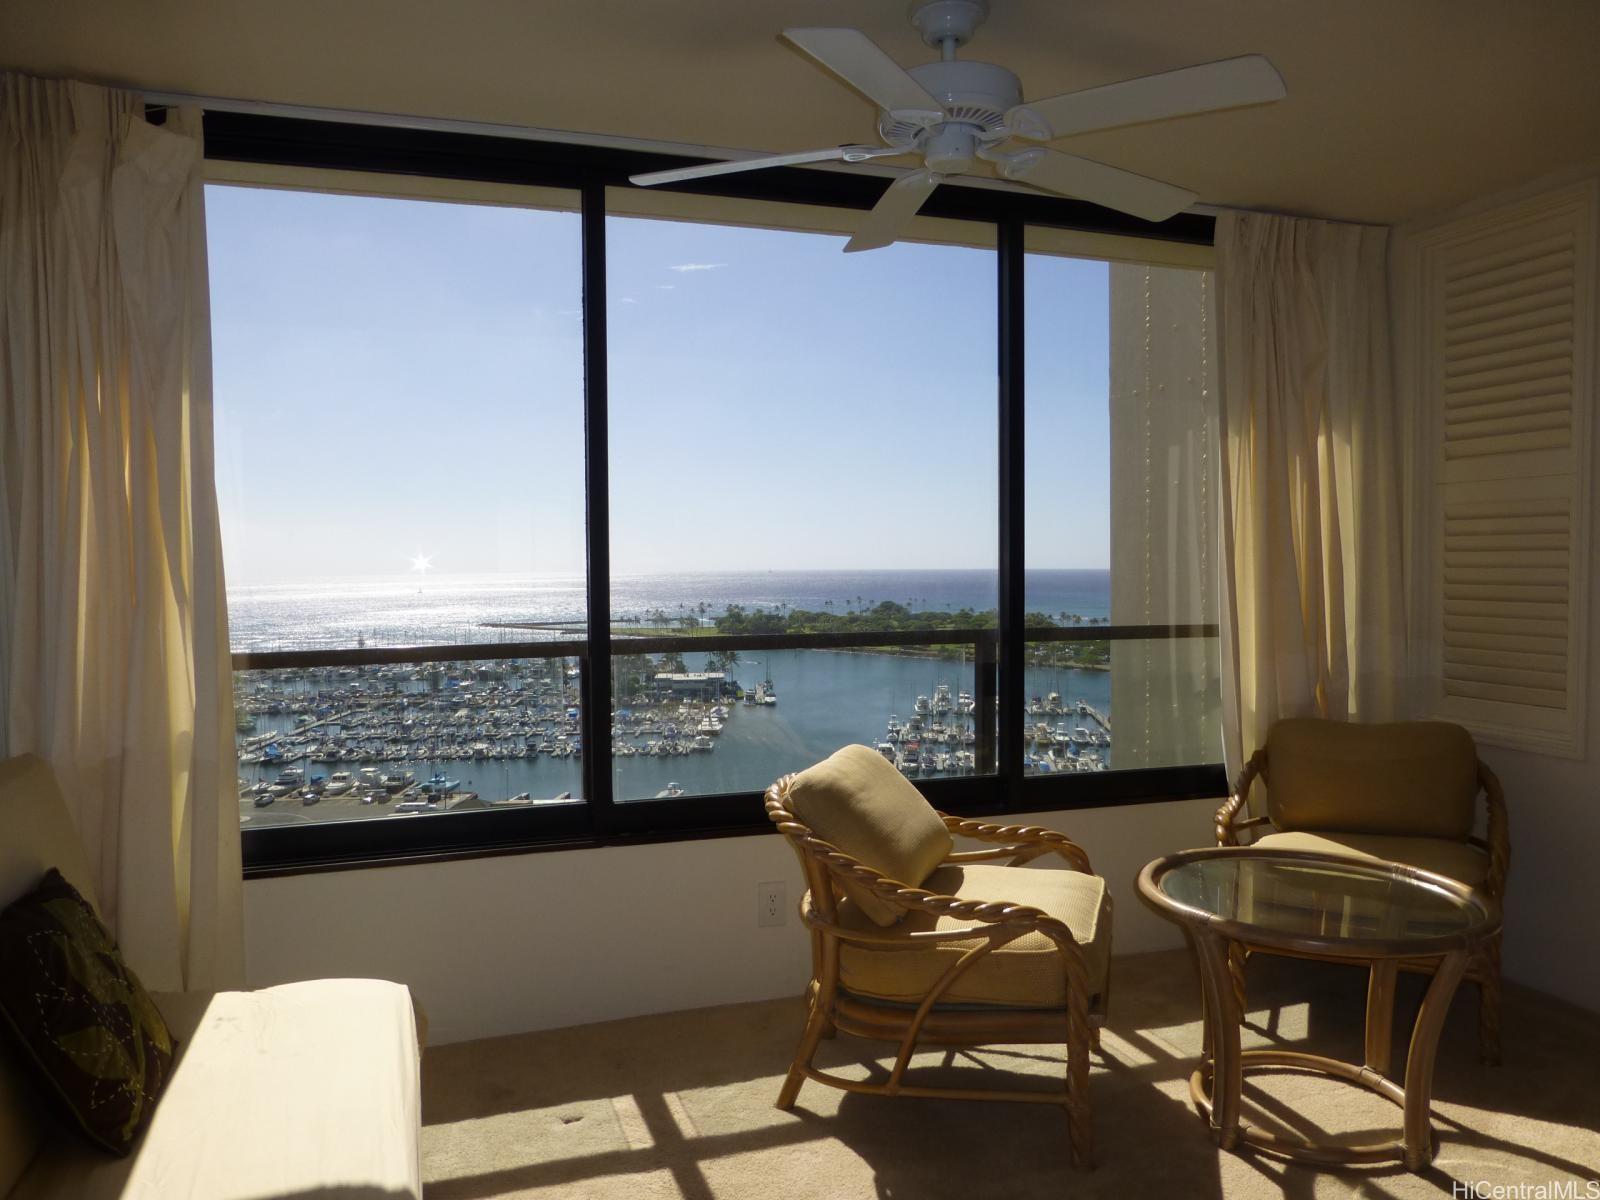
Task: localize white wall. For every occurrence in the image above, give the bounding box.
[1396,164,1600,1014]
[244,797,1216,1045]
[1478,740,1600,1012]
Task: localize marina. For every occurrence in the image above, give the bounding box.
[235,647,1115,825]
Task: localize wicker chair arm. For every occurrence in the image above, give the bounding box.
[939,813,1094,874]
[1478,759,1510,900]
[1216,749,1268,846]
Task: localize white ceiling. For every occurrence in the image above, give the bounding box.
[5,0,1598,225]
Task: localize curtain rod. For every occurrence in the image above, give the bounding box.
[141,88,766,165]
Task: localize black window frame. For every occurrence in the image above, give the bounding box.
[204,111,1227,878]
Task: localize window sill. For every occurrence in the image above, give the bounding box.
[240,763,1228,879]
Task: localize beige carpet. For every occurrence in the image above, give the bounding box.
[420,950,1600,1199]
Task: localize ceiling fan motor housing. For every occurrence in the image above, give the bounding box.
[879,58,1023,158]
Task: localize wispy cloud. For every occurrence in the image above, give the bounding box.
[669,262,727,273]
[620,296,639,304]
[654,284,676,290]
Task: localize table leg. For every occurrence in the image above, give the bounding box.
[1365,960,1399,1076]
[1401,949,1469,1170]
[1194,930,1243,1150]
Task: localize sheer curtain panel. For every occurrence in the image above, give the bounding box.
[1107,263,1222,769]
[1215,212,1407,779]
[0,74,242,991]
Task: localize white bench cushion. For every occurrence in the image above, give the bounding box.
[10,978,421,1200]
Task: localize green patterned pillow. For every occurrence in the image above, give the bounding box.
[0,869,175,1155]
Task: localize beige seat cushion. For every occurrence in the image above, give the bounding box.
[787,745,954,926]
[1266,719,1479,839]
[0,753,100,1197]
[835,863,1111,1008]
[1253,830,1490,888]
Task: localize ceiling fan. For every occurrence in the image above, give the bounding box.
[629,0,1286,252]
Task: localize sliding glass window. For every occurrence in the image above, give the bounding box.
[1022,232,1222,776]
[208,179,587,830]
[605,197,999,803]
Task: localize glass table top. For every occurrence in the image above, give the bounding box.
[1156,853,1489,946]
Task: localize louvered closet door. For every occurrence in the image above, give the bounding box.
[1418,183,1596,756]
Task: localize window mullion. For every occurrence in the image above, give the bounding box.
[580,178,615,833]
[997,216,1026,798]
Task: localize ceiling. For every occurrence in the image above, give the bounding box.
[5,0,1598,225]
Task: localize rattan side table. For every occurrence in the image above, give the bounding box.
[1138,846,1500,1170]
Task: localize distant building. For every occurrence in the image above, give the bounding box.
[651,671,727,699]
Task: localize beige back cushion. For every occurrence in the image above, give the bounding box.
[1266,719,1480,839]
[0,753,99,1194]
[787,745,954,927]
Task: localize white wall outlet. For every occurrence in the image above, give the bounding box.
[758,880,787,927]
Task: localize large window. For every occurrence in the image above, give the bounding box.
[204,117,1225,872]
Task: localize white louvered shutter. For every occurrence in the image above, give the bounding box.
[1414,182,1596,756]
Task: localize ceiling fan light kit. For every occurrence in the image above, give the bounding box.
[629,0,1286,251]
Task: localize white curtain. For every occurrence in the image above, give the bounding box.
[0,74,243,992]
[1107,263,1222,769]
[1215,211,1407,779]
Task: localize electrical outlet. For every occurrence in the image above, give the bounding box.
[758,880,786,927]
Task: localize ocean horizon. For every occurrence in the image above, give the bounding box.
[227,568,1112,653]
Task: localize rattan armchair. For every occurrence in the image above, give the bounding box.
[1215,718,1509,1063]
[765,764,1111,1169]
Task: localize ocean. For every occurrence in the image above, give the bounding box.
[226,569,1112,652]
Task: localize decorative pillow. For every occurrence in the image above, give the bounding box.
[0,869,175,1155]
[787,744,954,927]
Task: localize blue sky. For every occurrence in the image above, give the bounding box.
[207,184,1110,584]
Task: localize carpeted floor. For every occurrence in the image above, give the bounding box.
[420,949,1600,1199]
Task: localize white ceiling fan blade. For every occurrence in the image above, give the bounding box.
[1009,149,1198,222]
[1011,55,1286,141]
[631,145,882,187]
[845,170,941,253]
[782,28,945,121]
